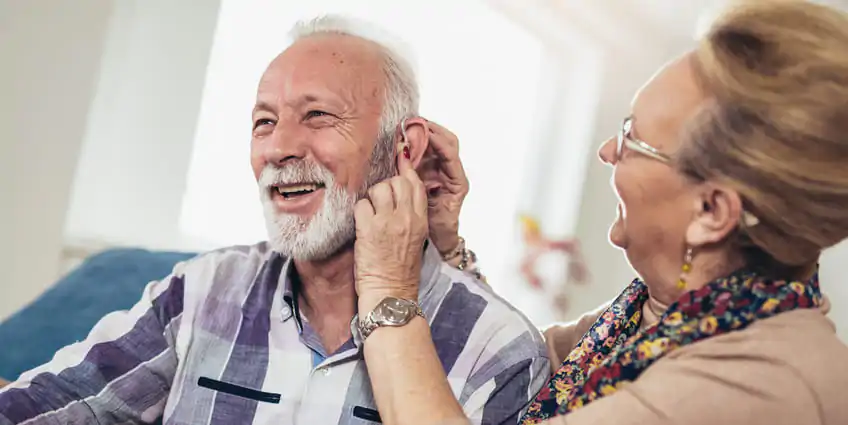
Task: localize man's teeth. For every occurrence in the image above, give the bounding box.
[276,183,321,197]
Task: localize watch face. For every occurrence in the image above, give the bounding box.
[379,298,412,325]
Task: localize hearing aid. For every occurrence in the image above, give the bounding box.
[398,118,411,160]
[400,117,409,144]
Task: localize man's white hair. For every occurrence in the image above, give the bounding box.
[289,15,420,174]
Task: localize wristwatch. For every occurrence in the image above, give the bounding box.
[358,296,425,341]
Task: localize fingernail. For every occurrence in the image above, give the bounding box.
[403,145,410,159]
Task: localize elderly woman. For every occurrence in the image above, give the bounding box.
[351,2,848,425]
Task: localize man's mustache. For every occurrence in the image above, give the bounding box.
[258,162,333,187]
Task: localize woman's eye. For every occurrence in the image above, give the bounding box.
[253,118,275,130]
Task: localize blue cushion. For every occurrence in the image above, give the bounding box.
[0,248,196,380]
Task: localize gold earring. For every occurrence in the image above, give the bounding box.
[677,247,693,290]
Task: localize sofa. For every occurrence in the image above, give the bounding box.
[0,248,196,381]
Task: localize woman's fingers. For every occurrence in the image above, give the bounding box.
[353,198,375,228]
[425,120,467,184]
[408,170,428,217]
[389,175,412,210]
[368,183,394,213]
[426,120,458,151]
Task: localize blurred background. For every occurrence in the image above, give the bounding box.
[1,0,846,343]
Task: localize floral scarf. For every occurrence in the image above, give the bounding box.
[520,270,823,424]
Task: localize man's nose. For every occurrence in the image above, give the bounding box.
[262,125,307,166]
[597,137,617,166]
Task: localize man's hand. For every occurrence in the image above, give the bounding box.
[354,142,429,312]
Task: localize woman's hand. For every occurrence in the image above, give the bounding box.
[418,120,469,257]
[354,144,429,311]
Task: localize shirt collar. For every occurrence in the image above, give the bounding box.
[279,258,299,325]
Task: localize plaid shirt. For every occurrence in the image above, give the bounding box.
[0,243,549,424]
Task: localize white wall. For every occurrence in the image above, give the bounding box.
[64,0,222,252]
[0,0,221,320]
[0,0,115,320]
[820,244,848,342]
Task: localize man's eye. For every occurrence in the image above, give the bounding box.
[253,118,275,130]
[305,110,330,119]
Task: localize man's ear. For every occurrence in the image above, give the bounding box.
[685,184,744,247]
[398,117,429,168]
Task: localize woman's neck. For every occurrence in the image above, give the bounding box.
[640,296,669,330]
[641,247,744,328]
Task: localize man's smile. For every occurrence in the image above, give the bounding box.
[270,182,326,214]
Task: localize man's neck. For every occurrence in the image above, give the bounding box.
[293,247,358,354]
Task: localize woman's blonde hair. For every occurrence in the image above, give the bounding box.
[677,0,848,275]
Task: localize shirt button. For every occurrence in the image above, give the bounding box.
[281,306,291,318]
[321,367,331,376]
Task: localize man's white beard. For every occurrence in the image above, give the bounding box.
[259,161,362,261]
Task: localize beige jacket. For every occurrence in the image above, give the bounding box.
[542,302,848,425]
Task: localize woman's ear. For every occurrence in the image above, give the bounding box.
[397,117,429,168]
[685,184,744,247]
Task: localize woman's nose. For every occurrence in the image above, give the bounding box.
[598,137,617,166]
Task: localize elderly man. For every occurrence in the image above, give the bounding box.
[0,15,548,425]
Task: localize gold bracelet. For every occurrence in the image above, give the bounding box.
[444,237,487,283]
[457,244,476,271]
[442,237,466,261]
[462,251,487,283]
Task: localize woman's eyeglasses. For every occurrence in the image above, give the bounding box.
[615,116,760,227]
[616,116,670,163]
